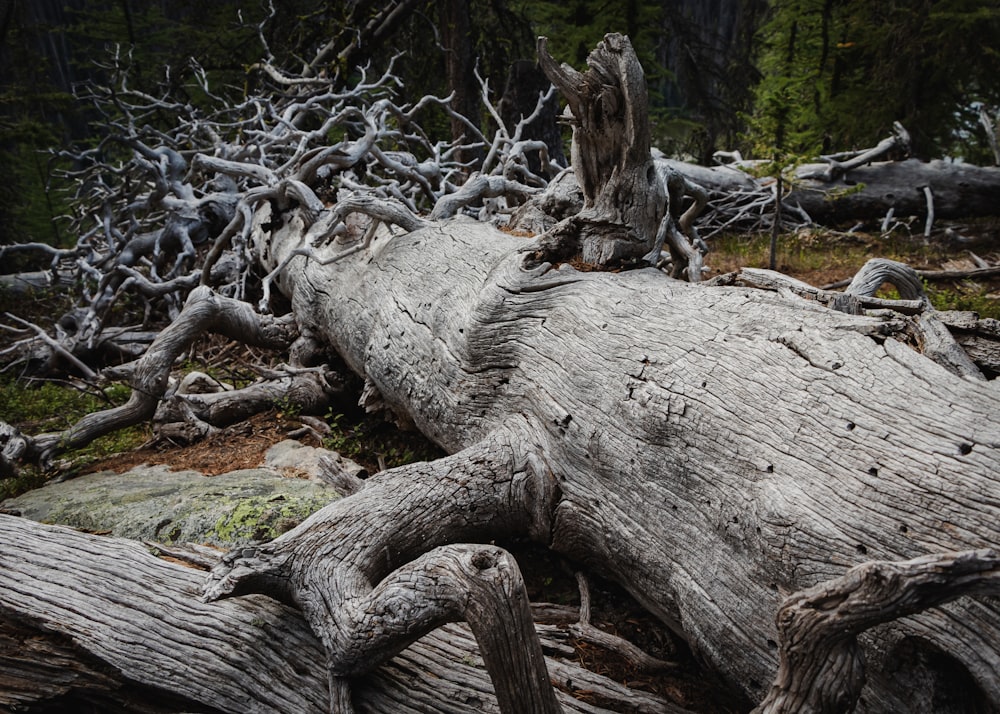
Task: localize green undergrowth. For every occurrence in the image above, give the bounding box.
[923,283,1000,318]
[0,375,150,498]
[179,355,259,391]
[323,410,445,473]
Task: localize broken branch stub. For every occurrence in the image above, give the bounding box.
[537,34,665,265]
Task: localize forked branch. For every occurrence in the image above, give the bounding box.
[204,425,562,713]
[756,549,1000,714]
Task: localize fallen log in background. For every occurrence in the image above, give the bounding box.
[788,158,1000,224]
[662,155,1000,234]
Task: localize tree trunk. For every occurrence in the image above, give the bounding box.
[787,157,1000,223]
[0,515,683,714]
[220,200,1000,712]
[670,155,1000,226]
[536,35,666,265]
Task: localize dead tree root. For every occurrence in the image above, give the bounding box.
[843,258,985,379]
[756,548,1000,714]
[0,286,300,472]
[204,423,564,712]
[711,258,989,380]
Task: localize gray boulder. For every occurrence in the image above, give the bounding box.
[2,459,343,546]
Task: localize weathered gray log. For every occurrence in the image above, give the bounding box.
[756,548,1000,714]
[0,514,328,713]
[671,123,1000,231]
[0,515,682,714]
[675,155,1000,225]
[789,158,1000,223]
[179,187,1000,712]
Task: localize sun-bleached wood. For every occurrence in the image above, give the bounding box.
[0,515,683,713]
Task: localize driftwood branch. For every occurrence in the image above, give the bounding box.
[4,286,299,468]
[802,121,911,182]
[203,428,563,711]
[845,258,984,379]
[0,514,683,713]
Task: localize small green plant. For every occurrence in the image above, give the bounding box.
[322,411,365,461]
[0,375,150,493]
[273,395,301,420]
[322,409,444,472]
[925,282,1000,320]
[823,182,867,202]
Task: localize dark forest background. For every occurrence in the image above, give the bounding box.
[2,0,999,248]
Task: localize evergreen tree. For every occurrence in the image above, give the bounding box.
[746,0,1000,161]
[0,0,80,246]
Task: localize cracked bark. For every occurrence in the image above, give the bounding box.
[213,195,1000,712]
[1,515,682,714]
[204,425,561,712]
[534,34,666,265]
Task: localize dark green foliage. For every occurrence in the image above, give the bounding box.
[4,0,997,254]
[746,0,1000,161]
[0,2,77,246]
[515,0,767,162]
[513,0,660,67]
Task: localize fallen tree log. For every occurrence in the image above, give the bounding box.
[0,515,683,714]
[206,203,1000,712]
[3,32,1000,714]
[786,157,1000,224]
[668,127,1000,235]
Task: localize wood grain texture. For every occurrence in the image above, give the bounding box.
[254,199,1000,711]
[0,515,682,713]
[537,34,666,264]
[756,549,1000,714]
[0,515,328,713]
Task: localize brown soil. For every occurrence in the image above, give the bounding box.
[84,410,317,476]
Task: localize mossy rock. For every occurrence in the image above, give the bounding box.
[1,464,340,546]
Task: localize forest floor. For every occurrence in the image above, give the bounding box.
[2,222,999,712]
[709,220,1000,316]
